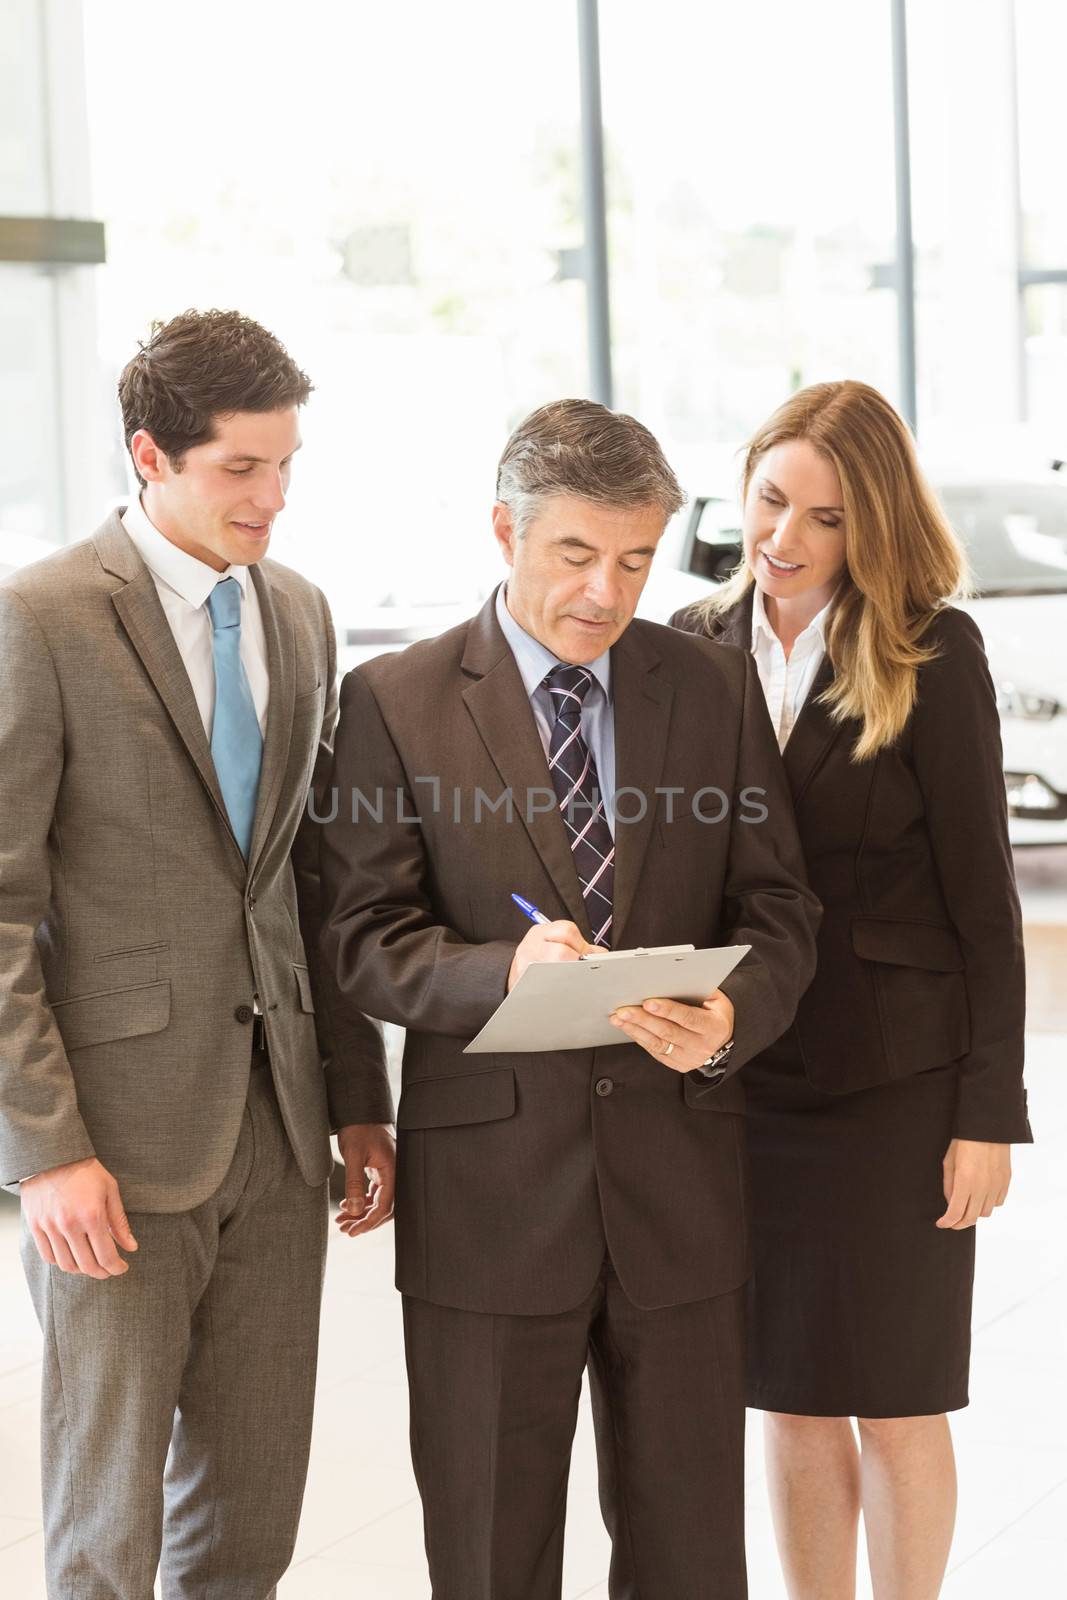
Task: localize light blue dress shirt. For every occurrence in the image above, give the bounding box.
[494,583,616,834]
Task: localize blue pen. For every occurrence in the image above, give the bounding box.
[511,893,551,926]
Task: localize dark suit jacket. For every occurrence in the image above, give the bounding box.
[320,591,820,1314]
[672,591,1031,1144]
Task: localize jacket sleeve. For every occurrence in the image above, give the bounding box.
[0,588,96,1184]
[697,649,823,1089]
[319,664,515,1039]
[911,609,1031,1143]
[290,591,394,1129]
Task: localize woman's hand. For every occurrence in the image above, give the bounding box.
[937,1139,1011,1229]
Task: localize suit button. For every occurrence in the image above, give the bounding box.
[595,1077,614,1097]
[234,1004,254,1025]
[247,895,256,912]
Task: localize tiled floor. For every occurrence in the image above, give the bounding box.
[2,875,1064,1596]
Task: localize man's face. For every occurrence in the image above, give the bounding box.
[132,408,302,571]
[493,495,666,664]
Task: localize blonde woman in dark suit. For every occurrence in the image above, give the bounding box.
[673,380,1031,1600]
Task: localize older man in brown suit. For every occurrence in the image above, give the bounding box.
[320,399,821,1599]
[0,311,394,1599]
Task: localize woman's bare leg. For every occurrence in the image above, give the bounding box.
[857,1413,956,1600]
[763,1411,862,1599]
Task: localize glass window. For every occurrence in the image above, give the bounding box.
[81,0,586,633]
[1015,0,1067,271]
[0,0,50,213]
[1014,0,1067,428]
[0,269,64,555]
[599,0,898,470]
[0,2,62,563]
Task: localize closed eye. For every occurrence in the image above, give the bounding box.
[224,454,294,478]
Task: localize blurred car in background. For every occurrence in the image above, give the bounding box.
[661,470,1067,846]
[0,529,58,581]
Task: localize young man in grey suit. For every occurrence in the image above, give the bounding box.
[0,310,395,1599]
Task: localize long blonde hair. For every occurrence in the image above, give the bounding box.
[697,380,970,760]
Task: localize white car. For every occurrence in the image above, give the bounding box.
[643,475,1067,847]
[0,528,59,581]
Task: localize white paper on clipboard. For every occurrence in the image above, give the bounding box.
[463,943,750,1054]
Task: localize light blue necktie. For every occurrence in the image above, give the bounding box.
[207,577,263,859]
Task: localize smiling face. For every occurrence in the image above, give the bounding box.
[743,439,848,621]
[492,495,666,663]
[131,408,302,572]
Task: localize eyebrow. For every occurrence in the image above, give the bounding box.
[555,534,658,557]
[217,443,303,464]
[760,475,843,515]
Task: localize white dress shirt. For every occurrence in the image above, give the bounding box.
[494,583,616,833]
[121,495,270,738]
[750,585,833,751]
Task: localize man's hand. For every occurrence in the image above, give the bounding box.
[21,1157,138,1278]
[937,1138,1011,1230]
[336,1123,396,1237]
[507,920,595,992]
[609,990,735,1074]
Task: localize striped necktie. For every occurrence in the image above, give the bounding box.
[544,663,614,949]
[207,577,263,860]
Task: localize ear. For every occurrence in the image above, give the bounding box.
[491,502,517,567]
[130,429,168,483]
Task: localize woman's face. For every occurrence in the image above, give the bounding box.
[743,439,848,614]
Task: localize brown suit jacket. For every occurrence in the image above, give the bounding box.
[672,591,1031,1144]
[0,512,392,1206]
[320,591,820,1314]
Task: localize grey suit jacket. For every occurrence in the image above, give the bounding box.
[0,510,392,1208]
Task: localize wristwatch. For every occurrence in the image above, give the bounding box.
[697,1037,734,1081]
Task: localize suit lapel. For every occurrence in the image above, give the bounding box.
[247,563,295,874]
[780,654,846,802]
[709,588,753,650]
[461,599,590,936]
[695,585,847,802]
[97,516,246,880]
[609,627,672,949]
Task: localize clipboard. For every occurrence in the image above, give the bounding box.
[463,943,750,1054]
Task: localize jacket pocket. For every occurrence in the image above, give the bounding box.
[398,1067,516,1131]
[50,980,171,1053]
[850,917,970,1075]
[683,1069,746,1113]
[851,916,964,972]
[294,963,315,1013]
[93,942,170,963]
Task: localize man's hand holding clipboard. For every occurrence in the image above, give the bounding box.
[466,894,748,1062]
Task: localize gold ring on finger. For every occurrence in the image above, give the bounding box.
[662,1040,674,1056]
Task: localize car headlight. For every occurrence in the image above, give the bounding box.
[1004,772,1063,813]
[995,683,1061,720]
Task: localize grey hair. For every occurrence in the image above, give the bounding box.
[495,398,686,537]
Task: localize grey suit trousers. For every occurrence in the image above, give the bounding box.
[21,1064,328,1600]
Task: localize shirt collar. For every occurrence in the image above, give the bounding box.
[121,495,250,610]
[750,583,835,652]
[494,583,611,703]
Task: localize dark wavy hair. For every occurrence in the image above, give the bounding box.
[118,308,313,486]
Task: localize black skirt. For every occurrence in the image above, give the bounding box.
[743,1036,976,1419]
